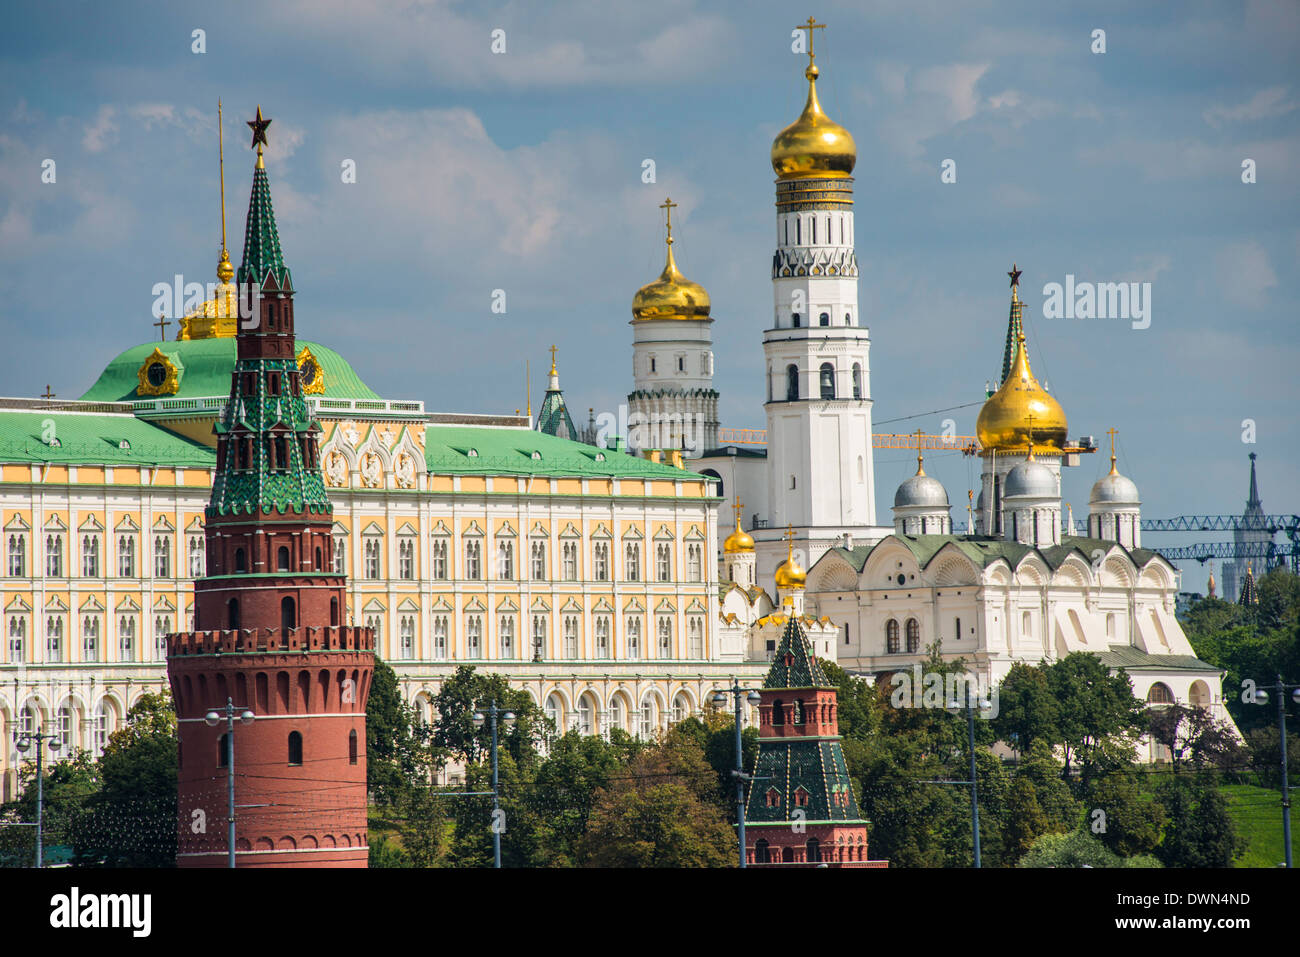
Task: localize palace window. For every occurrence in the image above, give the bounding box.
[398,538,415,580]
[687,543,702,582]
[545,694,562,732]
[624,542,641,582]
[640,697,656,738]
[399,616,415,660]
[531,541,547,581]
[117,535,135,577]
[852,363,862,399]
[119,615,136,659]
[57,705,72,752]
[8,616,26,662]
[464,539,481,580]
[364,539,381,579]
[688,617,703,658]
[578,696,594,735]
[594,542,609,581]
[819,312,829,326]
[562,541,578,581]
[626,616,642,659]
[656,616,672,658]
[499,615,515,659]
[189,537,204,578]
[531,615,547,661]
[155,615,171,660]
[563,616,579,659]
[609,696,624,733]
[595,617,611,659]
[7,534,26,577]
[82,616,99,662]
[154,536,171,578]
[82,535,100,577]
[366,614,383,650]
[92,705,108,753]
[432,616,448,660]
[431,538,448,579]
[886,619,900,654]
[331,535,346,575]
[786,364,799,400]
[656,543,672,582]
[277,545,290,572]
[46,616,64,662]
[906,618,920,653]
[466,616,482,658]
[46,534,64,577]
[497,541,514,580]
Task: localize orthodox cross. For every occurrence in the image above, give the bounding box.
[795,16,826,66]
[659,196,677,245]
[154,313,171,340]
[1107,427,1119,469]
[784,523,797,562]
[914,427,926,473]
[732,497,745,527]
[1026,411,1035,458]
[41,385,55,399]
[548,344,558,376]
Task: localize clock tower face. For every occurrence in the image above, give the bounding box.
[300,356,319,387]
[146,361,168,388]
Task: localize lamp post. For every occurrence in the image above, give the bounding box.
[204,697,255,869]
[712,683,762,868]
[1250,674,1300,868]
[13,728,61,868]
[944,679,992,868]
[472,700,516,869]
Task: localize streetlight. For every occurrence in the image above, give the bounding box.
[472,700,516,869]
[944,678,993,868]
[204,697,255,869]
[712,682,763,868]
[1250,674,1300,868]
[13,728,61,868]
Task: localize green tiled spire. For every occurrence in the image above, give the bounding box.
[999,264,1024,387]
[535,348,579,440]
[236,164,293,291]
[764,617,832,689]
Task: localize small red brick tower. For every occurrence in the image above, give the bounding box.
[167,109,374,867]
[744,618,886,867]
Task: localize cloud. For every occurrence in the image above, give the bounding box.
[1203,86,1299,127]
[82,105,118,153]
[1214,240,1277,307]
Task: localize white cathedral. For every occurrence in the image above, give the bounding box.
[617,35,1236,748]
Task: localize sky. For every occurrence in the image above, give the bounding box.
[1,0,1297,586]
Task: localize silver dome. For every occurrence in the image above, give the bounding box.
[1003,459,1057,498]
[894,472,950,508]
[1090,470,1140,505]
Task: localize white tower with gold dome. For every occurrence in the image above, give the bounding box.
[628,197,718,456]
[722,498,757,589]
[757,19,878,584]
[974,266,1071,536]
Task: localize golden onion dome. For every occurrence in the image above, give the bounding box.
[771,64,857,180]
[774,556,807,589]
[723,525,755,554]
[632,241,711,322]
[976,332,1069,453]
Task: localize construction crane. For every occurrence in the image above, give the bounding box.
[715,428,979,453]
[1142,515,1300,573]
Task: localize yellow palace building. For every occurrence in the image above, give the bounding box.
[0,118,762,799]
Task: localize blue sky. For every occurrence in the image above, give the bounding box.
[1,0,1297,584]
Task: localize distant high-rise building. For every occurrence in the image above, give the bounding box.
[1223,453,1270,601]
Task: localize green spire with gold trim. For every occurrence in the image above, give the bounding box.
[764,616,832,689]
[236,106,292,292]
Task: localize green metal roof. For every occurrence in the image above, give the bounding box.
[1096,645,1221,674]
[79,338,380,403]
[0,411,215,467]
[423,425,708,482]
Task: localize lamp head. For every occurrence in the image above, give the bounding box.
[746,691,762,705]
[1292,688,1300,705]
[47,738,61,752]
[239,710,255,725]
[711,692,727,707]
[472,712,485,729]
[14,734,30,753]
[1255,690,1270,706]
[503,711,517,726]
[204,711,220,727]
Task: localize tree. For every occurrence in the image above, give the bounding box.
[1146,703,1242,773]
[1018,827,1161,868]
[821,660,879,740]
[991,661,1060,755]
[1156,779,1245,868]
[366,656,431,809]
[1086,770,1165,858]
[429,666,547,766]
[1046,655,1145,786]
[578,742,734,868]
[0,750,100,864]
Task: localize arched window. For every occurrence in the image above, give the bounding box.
[562,541,578,580]
[227,598,240,631]
[314,546,322,571]
[1146,683,1174,705]
[218,732,230,768]
[791,312,801,327]
[531,541,547,580]
[7,534,26,576]
[886,619,900,654]
[499,615,515,658]
[624,542,640,581]
[845,311,853,325]
[398,539,415,579]
[1022,611,1032,638]
[497,541,514,580]
[807,838,822,863]
[656,543,671,581]
[792,698,804,725]
[288,730,303,765]
[595,617,611,659]
[348,729,358,765]
[544,694,562,731]
[234,547,246,573]
[786,364,799,401]
[852,363,862,399]
[277,546,290,571]
[772,698,785,726]
[755,839,770,863]
[819,312,829,326]
[578,695,593,735]
[330,597,339,627]
[819,363,836,399]
[280,596,296,632]
[905,618,920,653]
[464,540,481,580]
[609,695,625,733]
[626,616,642,659]
[593,542,609,581]
[640,697,656,737]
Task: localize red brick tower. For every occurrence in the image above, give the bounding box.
[167,109,374,867]
[744,618,886,867]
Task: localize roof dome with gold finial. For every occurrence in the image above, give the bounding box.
[976,265,1069,453]
[771,18,856,180]
[774,528,806,589]
[723,498,755,553]
[631,197,711,322]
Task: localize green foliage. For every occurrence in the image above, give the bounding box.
[368,831,412,868]
[1155,779,1246,868]
[821,660,879,739]
[1019,828,1162,868]
[1220,783,1299,867]
[990,661,1058,755]
[1145,703,1242,773]
[366,655,431,809]
[1085,770,1166,858]
[429,666,548,766]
